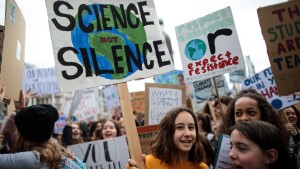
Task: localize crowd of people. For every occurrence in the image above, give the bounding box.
[1,83,300,169]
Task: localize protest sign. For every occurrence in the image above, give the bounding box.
[242,67,300,110]
[211,75,230,96]
[192,75,230,112]
[175,6,244,84]
[23,67,60,96]
[1,0,26,100]
[230,69,246,83]
[154,69,183,85]
[45,0,174,92]
[72,89,101,122]
[137,125,159,155]
[131,91,145,113]
[69,135,129,169]
[145,83,185,125]
[214,134,231,169]
[54,115,66,134]
[258,1,300,95]
[103,85,121,114]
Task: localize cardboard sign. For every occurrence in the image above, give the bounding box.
[103,85,121,114]
[242,67,300,110]
[131,91,145,113]
[1,0,26,100]
[23,67,60,96]
[258,1,300,96]
[175,6,244,83]
[145,83,185,125]
[214,134,231,169]
[73,89,101,122]
[137,125,159,155]
[69,135,130,169]
[45,0,174,92]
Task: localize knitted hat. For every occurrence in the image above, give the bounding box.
[15,104,59,143]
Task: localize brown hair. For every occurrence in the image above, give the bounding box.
[233,121,294,169]
[13,136,64,169]
[221,88,285,136]
[151,107,205,165]
[98,119,122,139]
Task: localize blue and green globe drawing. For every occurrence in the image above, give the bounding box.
[71,4,147,80]
[184,39,206,60]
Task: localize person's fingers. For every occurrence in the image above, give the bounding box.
[141,154,146,163]
[128,159,138,168]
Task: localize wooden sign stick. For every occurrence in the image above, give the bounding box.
[208,101,218,125]
[213,77,225,121]
[117,82,145,169]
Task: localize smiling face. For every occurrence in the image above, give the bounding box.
[71,123,81,140]
[102,120,117,139]
[284,107,297,125]
[229,129,269,169]
[173,111,196,160]
[234,97,262,122]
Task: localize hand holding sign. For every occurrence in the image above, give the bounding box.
[14,89,36,110]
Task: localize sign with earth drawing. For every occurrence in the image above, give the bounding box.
[45,0,174,92]
[175,6,245,83]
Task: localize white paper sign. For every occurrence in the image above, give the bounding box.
[242,67,300,110]
[23,67,60,96]
[73,89,101,121]
[54,115,66,134]
[175,6,244,83]
[214,134,231,169]
[103,85,121,113]
[69,135,130,169]
[45,0,174,92]
[148,87,182,125]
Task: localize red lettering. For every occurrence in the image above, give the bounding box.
[286,39,295,52]
[232,56,239,65]
[225,51,231,58]
[272,8,285,22]
[278,42,287,55]
[217,54,223,60]
[195,61,202,67]
[195,68,200,75]
[210,55,217,62]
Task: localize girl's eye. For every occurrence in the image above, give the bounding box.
[188,126,195,130]
[248,111,256,116]
[234,112,242,117]
[238,146,247,152]
[176,126,184,130]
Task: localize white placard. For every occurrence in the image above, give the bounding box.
[242,67,300,110]
[148,87,182,125]
[175,6,244,83]
[69,135,130,169]
[45,0,174,92]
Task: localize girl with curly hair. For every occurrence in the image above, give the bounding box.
[221,88,286,138]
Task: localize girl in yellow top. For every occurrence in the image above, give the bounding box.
[127,107,209,169]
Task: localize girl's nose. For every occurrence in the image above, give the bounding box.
[229,148,237,160]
